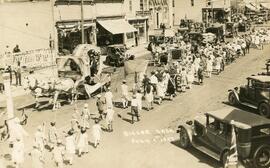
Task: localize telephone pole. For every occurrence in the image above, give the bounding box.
[81,0,85,44]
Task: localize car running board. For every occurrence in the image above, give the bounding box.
[240,102,257,109]
[192,143,220,161]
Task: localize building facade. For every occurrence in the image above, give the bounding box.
[173,0,231,25]
[54,0,137,53]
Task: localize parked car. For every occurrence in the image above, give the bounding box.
[228,75,270,118]
[105,44,127,67]
[177,108,270,168]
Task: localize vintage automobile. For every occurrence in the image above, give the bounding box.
[228,75,270,118]
[206,26,225,42]
[105,44,127,67]
[177,108,270,168]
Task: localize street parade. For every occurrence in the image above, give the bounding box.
[2,0,270,168]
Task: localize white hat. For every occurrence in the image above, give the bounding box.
[97,94,101,98]
[84,103,88,108]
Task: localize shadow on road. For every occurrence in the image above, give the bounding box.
[171,140,222,168]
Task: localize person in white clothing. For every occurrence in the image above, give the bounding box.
[34,125,46,154]
[12,138,24,168]
[92,120,102,148]
[52,140,64,168]
[65,130,76,165]
[81,103,90,128]
[77,128,89,157]
[136,90,143,111]
[106,106,115,132]
[30,143,44,168]
[104,87,113,109]
[47,122,58,151]
[121,80,129,109]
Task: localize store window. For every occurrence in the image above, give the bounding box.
[126,32,134,39]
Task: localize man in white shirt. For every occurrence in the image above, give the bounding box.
[130,94,139,124]
[104,87,113,109]
[150,71,158,94]
[121,80,129,109]
[106,106,115,132]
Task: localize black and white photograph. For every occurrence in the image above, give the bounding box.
[1,0,270,167]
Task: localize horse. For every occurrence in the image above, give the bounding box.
[23,75,76,110]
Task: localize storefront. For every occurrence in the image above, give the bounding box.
[96,19,137,48]
[56,21,96,54]
[202,8,229,24]
[128,17,148,45]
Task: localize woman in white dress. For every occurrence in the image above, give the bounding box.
[92,120,102,148]
[65,131,76,165]
[77,128,89,156]
[145,84,154,111]
[206,57,213,78]
[12,138,24,168]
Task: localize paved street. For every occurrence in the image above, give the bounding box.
[0,41,269,168]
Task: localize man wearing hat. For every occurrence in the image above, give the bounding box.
[105,106,115,132]
[92,119,102,148]
[121,80,129,109]
[130,94,139,124]
[96,94,105,119]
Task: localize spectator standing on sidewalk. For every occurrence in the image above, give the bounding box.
[14,61,22,86]
[6,65,13,85]
[13,45,21,53]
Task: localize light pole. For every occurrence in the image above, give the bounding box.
[2,72,14,119]
[81,0,85,44]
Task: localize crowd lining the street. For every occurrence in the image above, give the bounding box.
[1,27,270,168]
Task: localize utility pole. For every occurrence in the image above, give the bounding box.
[81,0,85,44]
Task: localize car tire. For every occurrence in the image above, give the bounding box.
[179,127,190,149]
[253,145,270,168]
[228,92,238,106]
[259,103,270,118]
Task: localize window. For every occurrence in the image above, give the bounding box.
[129,0,132,12]
[126,32,134,39]
[191,0,194,6]
[140,0,144,11]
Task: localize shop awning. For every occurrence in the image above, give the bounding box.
[261,3,270,9]
[97,19,137,34]
[245,4,259,12]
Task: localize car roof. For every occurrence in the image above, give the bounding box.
[205,108,270,127]
[247,75,270,82]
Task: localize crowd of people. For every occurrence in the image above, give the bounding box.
[1,27,270,168]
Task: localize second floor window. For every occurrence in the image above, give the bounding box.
[140,0,144,11]
[129,0,132,11]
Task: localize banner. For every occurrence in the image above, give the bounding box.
[0,48,56,69]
